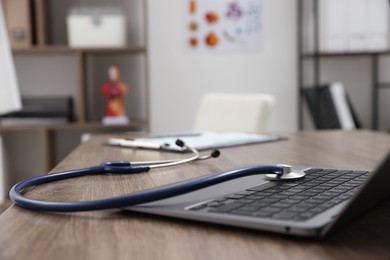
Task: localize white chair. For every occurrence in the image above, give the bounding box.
[193,93,275,133]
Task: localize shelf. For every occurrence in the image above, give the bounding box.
[301,51,390,58]
[377,83,390,89]
[0,120,148,132]
[297,0,390,130]
[12,45,146,54]
[2,0,150,183]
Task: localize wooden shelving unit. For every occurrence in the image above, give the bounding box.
[297,0,390,130]
[1,0,149,182]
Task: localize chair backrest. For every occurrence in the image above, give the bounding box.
[193,93,275,133]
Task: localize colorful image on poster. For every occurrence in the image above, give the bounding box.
[185,0,263,52]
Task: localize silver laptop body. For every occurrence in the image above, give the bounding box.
[126,152,390,238]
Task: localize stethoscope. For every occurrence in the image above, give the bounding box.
[9,140,305,212]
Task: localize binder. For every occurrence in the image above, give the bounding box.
[367,0,389,51]
[302,0,348,53]
[320,0,348,52]
[0,97,74,125]
[328,82,355,130]
[3,0,33,48]
[303,0,389,53]
[347,0,368,51]
[304,83,360,130]
[304,85,341,129]
[33,0,47,45]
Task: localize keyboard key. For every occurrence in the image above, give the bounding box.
[236,198,256,204]
[304,168,323,173]
[298,212,317,220]
[207,201,225,208]
[230,210,256,217]
[236,205,260,212]
[272,211,298,220]
[295,202,317,209]
[286,207,308,213]
[272,194,289,200]
[315,170,337,175]
[266,186,290,193]
[316,194,336,200]
[308,198,327,204]
[247,182,277,191]
[279,182,300,187]
[288,187,307,193]
[235,191,257,196]
[272,202,294,209]
[225,194,246,199]
[250,201,271,208]
[302,191,321,196]
[245,194,267,200]
[309,207,327,214]
[280,198,302,204]
[352,171,369,176]
[214,198,228,203]
[259,191,278,196]
[258,206,282,213]
[260,197,280,203]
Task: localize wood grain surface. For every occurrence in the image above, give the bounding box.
[1,130,390,260]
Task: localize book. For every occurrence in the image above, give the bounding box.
[0,96,74,124]
[302,0,348,53]
[303,83,360,130]
[303,0,389,53]
[347,0,389,51]
[3,0,33,48]
[321,0,348,52]
[304,85,341,129]
[367,0,389,50]
[347,0,368,51]
[328,82,355,130]
[0,117,68,125]
[33,0,47,45]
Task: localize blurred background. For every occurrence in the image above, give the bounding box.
[1,0,389,202]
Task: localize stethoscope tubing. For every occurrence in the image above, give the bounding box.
[9,165,283,212]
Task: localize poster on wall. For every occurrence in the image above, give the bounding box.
[185,0,263,52]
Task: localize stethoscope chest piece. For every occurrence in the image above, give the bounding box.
[265,164,306,181]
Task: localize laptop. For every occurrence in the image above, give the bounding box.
[126,151,390,238]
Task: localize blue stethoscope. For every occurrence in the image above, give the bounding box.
[9,140,305,212]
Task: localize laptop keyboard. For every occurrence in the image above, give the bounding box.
[188,168,371,221]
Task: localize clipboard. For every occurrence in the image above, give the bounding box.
[107,132,285,152]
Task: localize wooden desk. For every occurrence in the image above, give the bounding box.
[1,130,390,260]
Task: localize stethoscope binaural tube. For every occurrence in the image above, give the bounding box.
[9,139,222,212]
[9,140,304,213]
[10,165,285,212]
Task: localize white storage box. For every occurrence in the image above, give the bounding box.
[66,7,126,48]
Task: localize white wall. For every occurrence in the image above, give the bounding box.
[147,0,298,134]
